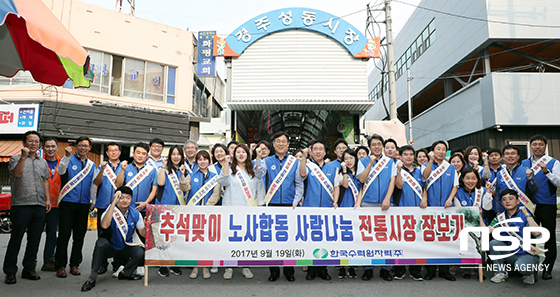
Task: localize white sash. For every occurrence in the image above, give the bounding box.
[488,165,506,192]
[264,155,297,206]
[185,161,194,174]
[103,164,118,189]
[426,161,451,189]
[496,213,541,255]
[499,169,536,215]
[401,169,423,199]
[473,187,483,206]
[236,167,257,206]
[167,170,185,205]
[126,164,155,190]
[58,159,95,203]
[188,175,218,206]
[146,157,157,169]
[529,155,553,175]
[112,207,144,247]
[362,156,391,194]
[346,173,360,203]
[307,162,334,198]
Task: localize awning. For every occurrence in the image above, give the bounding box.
[0,141,23,162]
[227,98,374,111]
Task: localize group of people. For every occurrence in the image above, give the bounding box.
[3,130,557,291]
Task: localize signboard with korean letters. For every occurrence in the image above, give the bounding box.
[197,31,216,76]
[0,104,40,134]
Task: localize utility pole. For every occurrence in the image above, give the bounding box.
[385,0,397,120]
[407,69,413,142]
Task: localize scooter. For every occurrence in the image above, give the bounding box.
[0,193,12,233]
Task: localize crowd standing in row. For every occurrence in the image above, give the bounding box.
[3,131,558,291]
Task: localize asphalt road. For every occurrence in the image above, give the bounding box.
[0,224,559,297]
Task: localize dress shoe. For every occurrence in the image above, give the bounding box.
[318,270,331,281]
[118,272,142,280]
[5,274,16,285]
[439,272,456,281]
[41,263,56,272]
[98,266,108,275]
[56,267,67,278]
[542,271,552,280]
[305,271,316,280]
[268,272,279,282]
[285,274,295,282]
[380,269,393,281]
[70,266,81,276]
[81,280,96,292]
[361,269,373,281]
[424,272,435,280]
[21,271,41,280]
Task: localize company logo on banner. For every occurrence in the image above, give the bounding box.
[197,31,216,76]
[144,205,482,267]
[213,7,381,59]
[0,104,40,134]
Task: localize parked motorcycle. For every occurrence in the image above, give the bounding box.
[0,193,12,233]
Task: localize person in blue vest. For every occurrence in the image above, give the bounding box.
[495,145,538,214]
[420,140,458,281]
[149,138,165,169]
[333,148,361,279]
[522,134,559,280]
[80,186,145,292]
[480,189,541,285]
[93,142,123,274]
[356,134,396,281]
[293,140,339,281]
[393,145,424,280]
[184,140,199,174]
[55,136,96,278]
[481,147,504,223]
[330,138,348,171]
[258,131,303,282]
[116,142,158,217]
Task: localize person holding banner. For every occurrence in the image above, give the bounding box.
[259,131,303,282]
[294,140,339,281]
[184,140,199,174]
[480,189,541,285]
[55,136,96,278]
[41,137,61,272]
[4,131,50,285]
[356,134,396,281]
[116,142,158,216]
[93,142,124,274]
[522,134,559,280]
[420,140,458,281]
[217,144,266,279]
[333,148,361,279]
[80,186,145,292]
[455,167,493,210]
[495,145,538,215]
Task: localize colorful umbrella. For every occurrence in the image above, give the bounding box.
[0,0,91,88]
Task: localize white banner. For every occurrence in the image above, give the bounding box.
[0,104,40,134]
[145,205,481,267]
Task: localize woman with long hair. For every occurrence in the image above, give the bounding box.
[449,153,466,178]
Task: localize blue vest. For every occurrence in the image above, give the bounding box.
[396,166,424,207]
[105,206,141,251]
[187,169,217,205]
[359,156,395,203]
[330,159,342,171]
[425,162,456,207]
[95,162,122,209]
[303,161,337,207]
[263,155,300,205]
[61,154,95,204]
[522,157,557,205]
[157,169,184,205]
[456,187,486,207]
[339,172,361,208]
[185,160,199,173]
[491,209,530,256]
[124,163,157,207]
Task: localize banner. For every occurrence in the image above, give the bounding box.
[145,205,482,267]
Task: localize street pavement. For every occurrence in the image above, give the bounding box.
[0,223,559,297]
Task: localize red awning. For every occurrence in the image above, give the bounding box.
[0,141,23,162]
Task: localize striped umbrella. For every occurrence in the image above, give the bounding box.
[0,0,91,88]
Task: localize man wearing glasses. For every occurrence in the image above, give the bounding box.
[55,136,97,278]
[330,138,348,171]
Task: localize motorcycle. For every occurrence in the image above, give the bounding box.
[0,193,12,233]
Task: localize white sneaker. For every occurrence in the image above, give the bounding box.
[523,274,535,285]
[242,268,254,279]
[210,267,218,273]
[223,268,233,279]
[136,266,145,276]
[112,265,125,278]
[490,273,508,283]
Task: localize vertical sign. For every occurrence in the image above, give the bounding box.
[197,31,216,76]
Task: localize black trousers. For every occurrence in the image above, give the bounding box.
[534,203,557,271]
[3,205,45,275]
[393,265,422,275]
[96,208,106,237]
[268,203,295,277]
[426,265,450,275]
[55,201,90,269]
[90,238,144,277]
